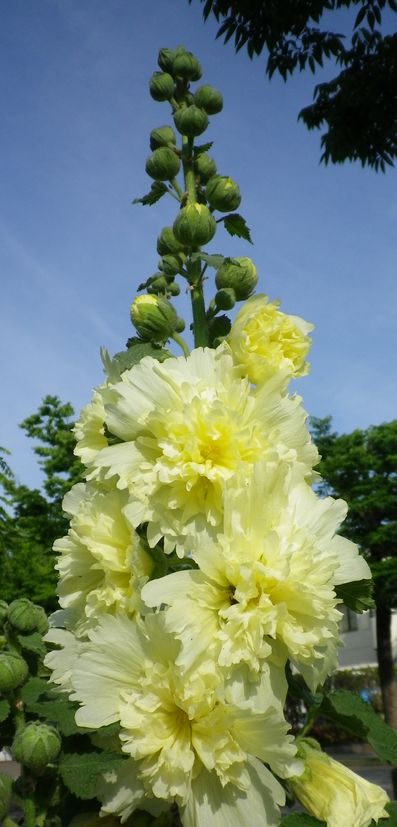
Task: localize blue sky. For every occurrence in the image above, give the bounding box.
[1,0,396,489]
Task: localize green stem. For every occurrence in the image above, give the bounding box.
[182,136,196,204]
[3,818,19,827]
[190,278,209,348]
[170,178,183,200]
[172,332,190,357]
[180,134,209,347]
[22,793,36,827]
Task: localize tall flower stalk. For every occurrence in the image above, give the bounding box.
[31,45,396,827]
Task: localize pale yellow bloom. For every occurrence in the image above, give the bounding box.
[143,462,370,688]
[229,293,313,385]
[91,346,318,554]
[291,740,389,827]
[74,387,108,477]
[54,482,152,636]
[56,612,299,822]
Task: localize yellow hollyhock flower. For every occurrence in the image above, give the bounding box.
[143,462,371,688]
[91,345,318,554]
[53,482,152,636]
[229,293,313,385]
[290,740,389,827]
[54,612,300,823]
[74,386,108,478]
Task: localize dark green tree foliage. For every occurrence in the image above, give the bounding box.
[310,417,397,744]
[190,0,397,170]
[0,397,82,611]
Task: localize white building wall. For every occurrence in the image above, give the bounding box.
[338,608,397,669]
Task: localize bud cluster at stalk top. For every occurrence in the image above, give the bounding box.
[130,44,260,350]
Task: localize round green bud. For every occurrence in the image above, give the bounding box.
[12,722,61,774]
[149,71,174,102]
[209,313,232,346]
[168,281,181,296]
[130,294,178,342]
[0,600,8,628]
[195,153,217,184]
[148,275,168,294]
[215,288,236,310]
[159,254,182,276]
[205,176,241,212]
[0,772,12,820]
[174,105,208,138]
[173,203,216,247]
[215,257,258,301]
[175,317,185,332]
[149,125,176,151]
[145,147,180,181]
[194,84,223,114]
[157,226,185,256]
[0,652,29,692]
[172,49,202,81]
[7,598,44,633]
[157,48,175,73]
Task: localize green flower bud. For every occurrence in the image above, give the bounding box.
[215,288,236,310]
[173,203,216,247]
[149,71,174,102]
[175,316,185,332]
[157,226,185,256]
[159,254,182,276]
[149,125,176,151]
[157,48,175,73]
[215,257,258,300]
[174,105,208,138]
[12,722,61,774]
[145,147,180,181]
[0,652,29,692]
[7,598,44,633]
[195,153,217,183]
[168,281,181,297]
[194,84,223,114]
[205,175,241,212]
[148,275,168,294]
[0,772,12,821]
[131,295,178,342]
[0,600,8,628]
[209,314,232,347]
[172,48,202,81]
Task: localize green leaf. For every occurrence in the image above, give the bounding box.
[21,677,84,736]
[191,252,225,269]
[335,579,374,612]
[132,182,168,206]
[20,676,49,706]
[319,690,397,765]
[281,815,325,826]
[223,213,253,243]
[0,698,10,723]
[380,802,397,824]
[194,141,213,156]
[101,341,171,383]
[59,751,124,800]
[17,631,46,657]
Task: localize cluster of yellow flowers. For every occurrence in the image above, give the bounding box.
[45,297,389,826]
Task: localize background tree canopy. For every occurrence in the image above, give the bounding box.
[310,416,397,746]
[190,0,397,170]
[0,396,82,611]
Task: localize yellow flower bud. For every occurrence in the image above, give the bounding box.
[229,293,313,385]
[130,294,178,343]
[290,740,389,827]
